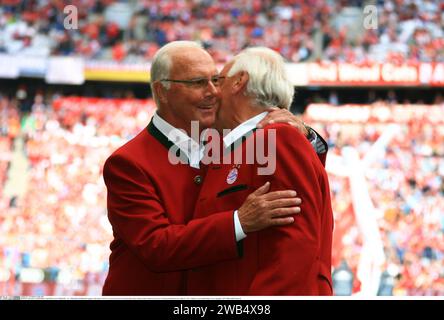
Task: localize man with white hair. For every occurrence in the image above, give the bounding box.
[187,47,334,295]
[102,42,309,295]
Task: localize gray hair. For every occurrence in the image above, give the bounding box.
[227,47,294,109]
[150,41,203,106]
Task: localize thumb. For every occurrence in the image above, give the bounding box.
[254,181,270,195]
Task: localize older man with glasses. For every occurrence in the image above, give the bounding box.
[102,41,326,295]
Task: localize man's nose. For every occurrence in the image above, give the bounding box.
[205,80,220,96]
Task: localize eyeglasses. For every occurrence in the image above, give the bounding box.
[160,76,225,88]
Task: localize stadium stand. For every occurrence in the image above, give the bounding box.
[304,102,444,295]
[1,0,443,63]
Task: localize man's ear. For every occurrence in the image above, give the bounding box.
[232,71,249,95]
[153,81,168,104]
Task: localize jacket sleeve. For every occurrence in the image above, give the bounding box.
[308,127,328,167]
[248,124,327,295]
[103,154,239,273]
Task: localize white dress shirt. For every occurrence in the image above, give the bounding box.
[222,112,269,241]
[153,112,204,169]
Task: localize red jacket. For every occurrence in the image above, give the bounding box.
[187,123,334,295]
[102,121,240,295]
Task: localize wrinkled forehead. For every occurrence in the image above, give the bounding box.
[170,48,218,78]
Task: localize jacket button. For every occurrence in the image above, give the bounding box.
[194,175,202,185]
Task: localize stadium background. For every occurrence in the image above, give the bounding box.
[0,0,443,296]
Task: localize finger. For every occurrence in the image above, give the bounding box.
[257,119,275,128]
[265,110,286,118]
[269,216,295,226]
[263,190,297,201]
[252,181,270,195]
[270,207,301,217]
[263,116,291,124]
[289,122,308,135]
[259,114,303,129]
[280,109,292,116]
[267,197,302,209]
[257,109,285,128]
[288,120,303,126]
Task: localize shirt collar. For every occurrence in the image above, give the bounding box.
[223,111,268,148]
[152,112,203,168]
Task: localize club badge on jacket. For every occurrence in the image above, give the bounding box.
[226,165,240,184]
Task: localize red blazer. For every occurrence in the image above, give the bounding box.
[187,123,334,295]
[102,121,240,295]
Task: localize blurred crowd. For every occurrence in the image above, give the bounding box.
[0,90,443,295]
[0,0,443,63]
[307,104,444,295]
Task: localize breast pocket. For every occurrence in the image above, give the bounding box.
[217,184,249,197]
[212,184,251,213]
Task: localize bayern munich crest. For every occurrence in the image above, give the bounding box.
[226,168,239,184]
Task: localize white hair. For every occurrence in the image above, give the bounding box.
[150,41,203,105]
[227,47,294,109]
